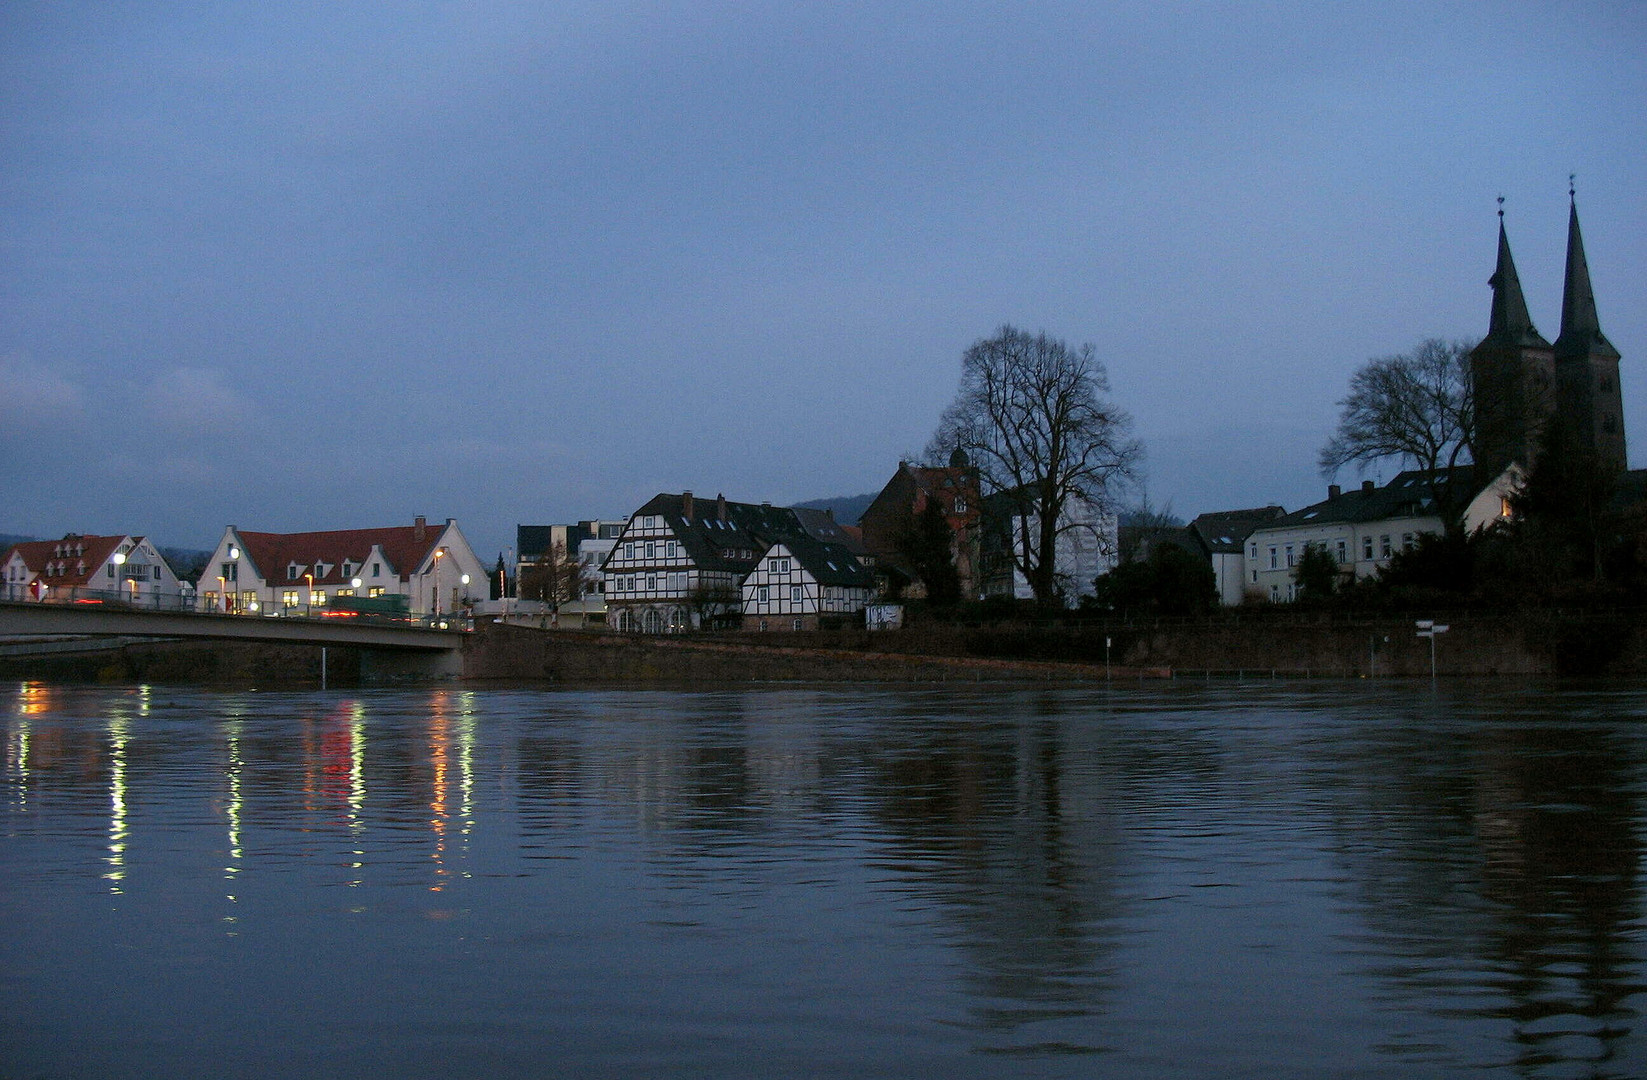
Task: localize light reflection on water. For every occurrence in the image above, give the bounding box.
[2,680,1645,1078]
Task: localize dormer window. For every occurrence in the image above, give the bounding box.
[288,564,302,581]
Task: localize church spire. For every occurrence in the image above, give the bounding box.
[1484,198,1548,349]
[1555,179,1619,361]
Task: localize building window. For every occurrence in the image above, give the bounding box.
[288,565,300,581]
[1268,547,1278,570]
[646,576,656,591]
[624,543,635,560]
[1270,584,1280,602]
[666,541,677,558]
[793,619,803,631]
[1335,540,1347,564]
[282,591,299,608]
[646,542,656,559]
[310,590,325,605]
[1285,544,1295,568]
[954,498,967,514]
[758,586,770,603]
[791,585,803,604]
[1380,535,1392,559]
[373,563,381,577]
[369,587,386,598]
[1362,536,1373,560]
[1249,542,1257,560]
[1401,533,1415,552]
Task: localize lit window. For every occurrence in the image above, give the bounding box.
[368,587,385,598]
[282,591,299,608]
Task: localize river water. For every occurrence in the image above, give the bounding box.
[2,680,1644,1078]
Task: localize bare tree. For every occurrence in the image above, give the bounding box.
[1320,338,1476,480]
[686,582,742,630]
[928,325,1140,605]
[518,541,593,624]
[1319,338,1478,532]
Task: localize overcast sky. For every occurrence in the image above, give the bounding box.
[3,2,1644,559]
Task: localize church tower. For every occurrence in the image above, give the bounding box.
[1469,201,1554,480]
[1553,183,1627,472]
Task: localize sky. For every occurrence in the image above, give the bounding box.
[3,2,1644,560]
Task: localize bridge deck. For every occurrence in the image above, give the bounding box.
[0,601,466,652]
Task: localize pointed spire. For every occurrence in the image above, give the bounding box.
[1483,199,1548,349]
[1555,178,1619,360]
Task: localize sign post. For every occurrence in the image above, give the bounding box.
[1415,620,1450,679]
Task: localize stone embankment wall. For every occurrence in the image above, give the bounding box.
[461,622,1138,683]
[464,610,1647,682]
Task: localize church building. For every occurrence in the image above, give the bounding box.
[1470,186,1625,480]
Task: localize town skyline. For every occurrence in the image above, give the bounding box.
[4,4,1643,563]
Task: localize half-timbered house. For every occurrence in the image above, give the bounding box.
[603,492,875,632]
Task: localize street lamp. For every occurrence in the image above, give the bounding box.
[111,552,125,603]
[431,548,446,620]
[305,572,314,617]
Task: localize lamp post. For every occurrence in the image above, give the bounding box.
[217,575,227,614]
[431,548,446,621]
[111,552,125,603]
[503,546,513,624]
[305,573,314,617]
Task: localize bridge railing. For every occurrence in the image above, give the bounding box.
[0,586,471,630]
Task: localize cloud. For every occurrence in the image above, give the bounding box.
[0,353,85,429]
[141,367,255,435]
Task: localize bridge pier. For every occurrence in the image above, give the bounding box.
[359,647,463,683]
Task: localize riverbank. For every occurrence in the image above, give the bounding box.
[2,606,1640,684]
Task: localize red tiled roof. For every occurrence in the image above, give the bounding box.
[230,525,446,587]
[3,534,131,587]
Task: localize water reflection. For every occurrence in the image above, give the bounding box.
[1,683,1643,1079]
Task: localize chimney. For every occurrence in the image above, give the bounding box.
[682,491,694,520]
[415,516,427,541]
[1362,480,1375,494]
[1328,484,1341,499]
[717,493,727,522]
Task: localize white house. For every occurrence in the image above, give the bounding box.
[1244,466,1521,602]
[2,534,188,606]
[999,496,1119,604]
[197,517,488,618]
[1187,506,1287,606]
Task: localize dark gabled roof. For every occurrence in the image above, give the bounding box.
[764,533,876,589]
[1259,468,1478,532]
[791,506,867,555]
[1555,192,1619,362]
[1188,506,1287,554]
[618,494,875,585]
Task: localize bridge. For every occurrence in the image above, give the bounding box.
[0,601,467,680]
